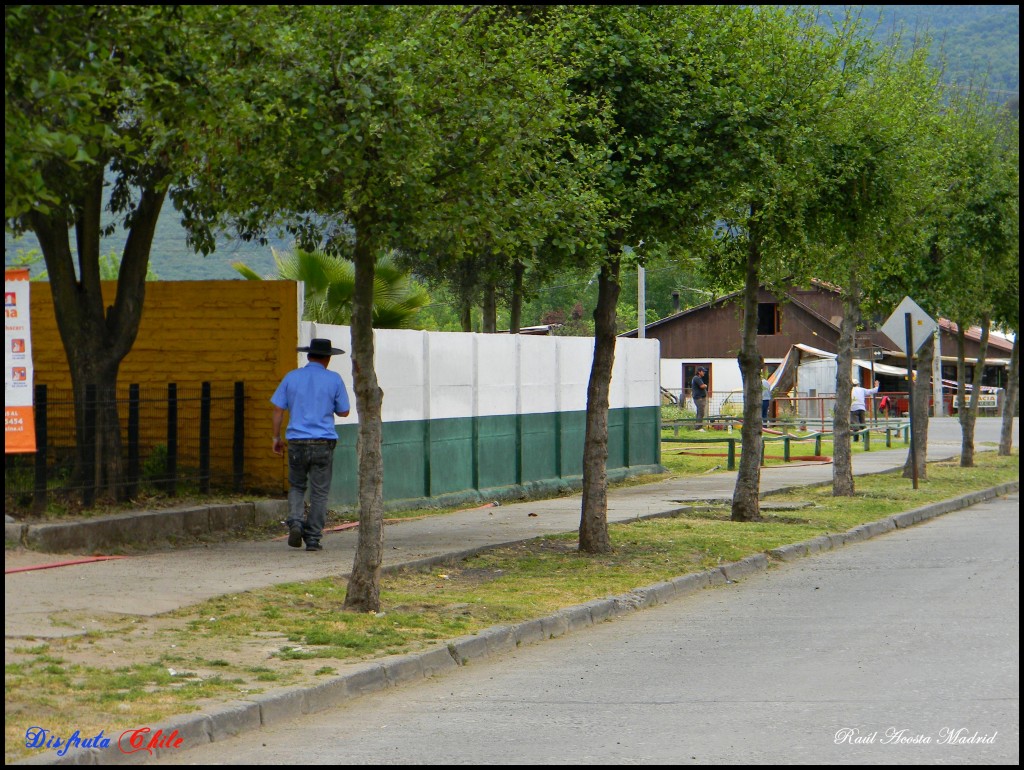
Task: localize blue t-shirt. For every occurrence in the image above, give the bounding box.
[270,362,350,440]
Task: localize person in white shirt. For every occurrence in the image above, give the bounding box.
[761,375,772,425]
[850,380,880,443]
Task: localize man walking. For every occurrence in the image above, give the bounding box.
[271,338,351,551]
[691,366,709,431]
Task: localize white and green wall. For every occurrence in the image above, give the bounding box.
[300,323,663,510]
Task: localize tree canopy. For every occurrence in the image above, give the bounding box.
[5,5,271,496]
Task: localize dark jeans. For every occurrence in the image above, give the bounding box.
[286,440,336,544]
[851,409,866,442]
[762,399,770,423]
[694,397,707,427]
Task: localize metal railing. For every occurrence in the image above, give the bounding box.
[661,415,911,471]
[670,389,1006,429]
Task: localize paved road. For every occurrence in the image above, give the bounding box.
[3,417,1014,640]
[153,493,1019,766]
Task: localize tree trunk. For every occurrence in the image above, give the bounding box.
[29,168,164,502]
[998,332,1018,456]
[509,259,525,334]
[958,316,990,467]
[832,274,858,496]
[578,259,620,555]
[459,300,473,332]
[902,332,932,480]
[481,282,497,333]
[731,217,763,522]
[343,222,386,613]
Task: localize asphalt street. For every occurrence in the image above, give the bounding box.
[149,492,1019,765]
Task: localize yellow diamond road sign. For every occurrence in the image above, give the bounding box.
[881,296,938,356]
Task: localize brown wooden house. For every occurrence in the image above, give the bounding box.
[625,281,860,359]
[622,280,1013,404]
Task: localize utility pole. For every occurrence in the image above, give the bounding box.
[638,265,645,339]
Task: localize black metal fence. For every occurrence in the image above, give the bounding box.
[5,381,247,514]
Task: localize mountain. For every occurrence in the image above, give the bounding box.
[819,5,1019,100]
[5,215,284,282]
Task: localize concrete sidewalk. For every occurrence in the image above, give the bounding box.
[4,418,1013,640]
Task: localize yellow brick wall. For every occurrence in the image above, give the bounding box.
[28,280,298,494]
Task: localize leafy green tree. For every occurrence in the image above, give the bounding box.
[696,7,889,518]
[819,41,944,494]
[4,5,258,498]
[233,247,428,329]
[933,96,1019,466]
[197,6,571,611]
[544,6,731,552]
[812,16,1017,476]
[402,83,597,334]
[875,94,1017,471]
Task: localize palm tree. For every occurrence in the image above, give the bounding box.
[233,247,429,329]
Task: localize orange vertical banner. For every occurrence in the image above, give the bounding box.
[5,267,36,453]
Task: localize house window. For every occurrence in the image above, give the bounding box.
[757,303,781,335]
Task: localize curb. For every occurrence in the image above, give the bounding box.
[4,500,289,553]
[14,480,1017,766]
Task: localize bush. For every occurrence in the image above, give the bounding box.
[142,444,168,482]
[661,404,694,422]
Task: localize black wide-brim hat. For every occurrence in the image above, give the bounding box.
[298,338,345,356]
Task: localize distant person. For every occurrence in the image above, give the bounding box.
[271,338,351,552]
[761,374,773,426]
[850,380,880,443]
[691,367,709,431]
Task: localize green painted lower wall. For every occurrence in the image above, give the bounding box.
[328,405,662,510]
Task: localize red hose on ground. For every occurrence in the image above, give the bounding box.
[5,555,130,574]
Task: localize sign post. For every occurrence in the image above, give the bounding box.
[881,297,938,490]
[903,312,918,489]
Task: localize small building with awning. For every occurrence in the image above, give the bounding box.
[770,343,1004,418]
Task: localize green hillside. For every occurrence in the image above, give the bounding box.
[819,5,1019,97]
[5,216,283,282]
